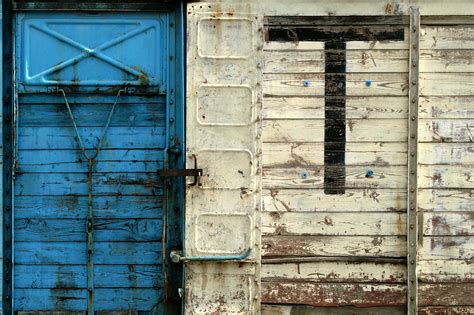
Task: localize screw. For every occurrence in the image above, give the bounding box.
[410,224,414,229]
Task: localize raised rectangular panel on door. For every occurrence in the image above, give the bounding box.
[185,2,262,314]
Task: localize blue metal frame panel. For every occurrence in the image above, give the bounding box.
[16,12,168,94]
[2,6,185,313]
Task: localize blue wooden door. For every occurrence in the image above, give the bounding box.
[12,11,183,312]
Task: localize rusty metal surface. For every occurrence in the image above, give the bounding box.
[407,7,421,315]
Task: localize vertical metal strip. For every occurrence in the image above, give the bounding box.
[3,0,14,313]
[407,7,420,315]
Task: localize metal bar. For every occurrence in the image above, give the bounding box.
[170,248,252,263]
[13,2,175,12]
[3,0,14,312]
[157,169,203,177]
[407,7,420,315]
[263,256,407,264]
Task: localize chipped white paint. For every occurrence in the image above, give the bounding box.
[185,2,262,314]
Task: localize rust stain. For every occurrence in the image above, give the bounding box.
[347,119,356,132]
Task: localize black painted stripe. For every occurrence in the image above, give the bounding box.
[267,26,405,42]
[324,42,346,194]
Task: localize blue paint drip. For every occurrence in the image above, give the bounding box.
[303,80,310,87]
[365,79,372,87]
[366,169,374,178]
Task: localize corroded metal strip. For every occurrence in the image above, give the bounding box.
[407,6,420,315]
[3,0,14,312]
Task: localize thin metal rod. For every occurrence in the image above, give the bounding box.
[60,88,124,314]
[407,7,421,315]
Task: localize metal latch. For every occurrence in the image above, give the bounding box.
[157,154,202,186]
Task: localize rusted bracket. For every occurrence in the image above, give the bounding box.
[157,154,203,186]
[407,7,420,315]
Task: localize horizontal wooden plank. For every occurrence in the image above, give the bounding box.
[14,288,163,311]
[422,236,473,260]
[263,96,408,119]
[14,219,162,242]
[264,73,409,97]
[264,40,408,51]
[419,119,474,143]
[14,242,162,264]
[419,165,473,189]
[18,149,164,173]
[421,73,474,96]
[420,50,474,73]
[19,103,165,127]
[419,283,474,306]
[420,26,474,50]
[423,212,474,236]
[419,189,473,212]
[419,260,474,282]
[262,212,406,236]
[264,50,408,74]
[419,143,474,165]
[262,304,406,315]
[264,15,406,27]
[14,195,163,219]
[263,142,407,167]
[262,235,406,257]
[420,96,474,119]
[15,265,163,289]
[263,119,408,143]
[262,188,407,212]
[15,173,162,196]
[261,282,406,306]
[263,166,407,189]
[418,306,474,315]
[262,261,406,283]
[18,126,166,150]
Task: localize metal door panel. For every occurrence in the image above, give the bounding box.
[10,10,182,313]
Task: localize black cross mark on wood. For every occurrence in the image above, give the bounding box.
[267,22,404,194]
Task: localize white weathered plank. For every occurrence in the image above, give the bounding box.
[263,119,408,143]
[262,235,406,257]
[420,50,474,73]
[263,166,407,189]
[265,40,408,51]
[262,188,407,212]
[263,96,408,119]
[423,212,474,236]
[263,142,407,167]
[419,189,473,212]
[419,96,474,119]
[261,282,406,307]
[419,143,474,165]
[419,260,474,282]
[420,73,474,96]
[419,119,474,142]
[262,261,406,282]
[421,236,473,260]
[264,73,408,97]
[419,165,473,189]
[264,50,409,73]
[262,212,406,236]
[262,304,406,315]
[420,26,474,50]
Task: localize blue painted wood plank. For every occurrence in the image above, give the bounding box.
[18,149,164,173]
[14,242,163,264]
[15,219,163,242]
[14,196,163,219]
[19,103,165,127]
[18,126,166,150]
[14,288,163,311]
[15,265,163,289]
[15,173,162,196]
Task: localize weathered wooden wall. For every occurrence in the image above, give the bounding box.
[416,23,474,313]
[260,16,473,314]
